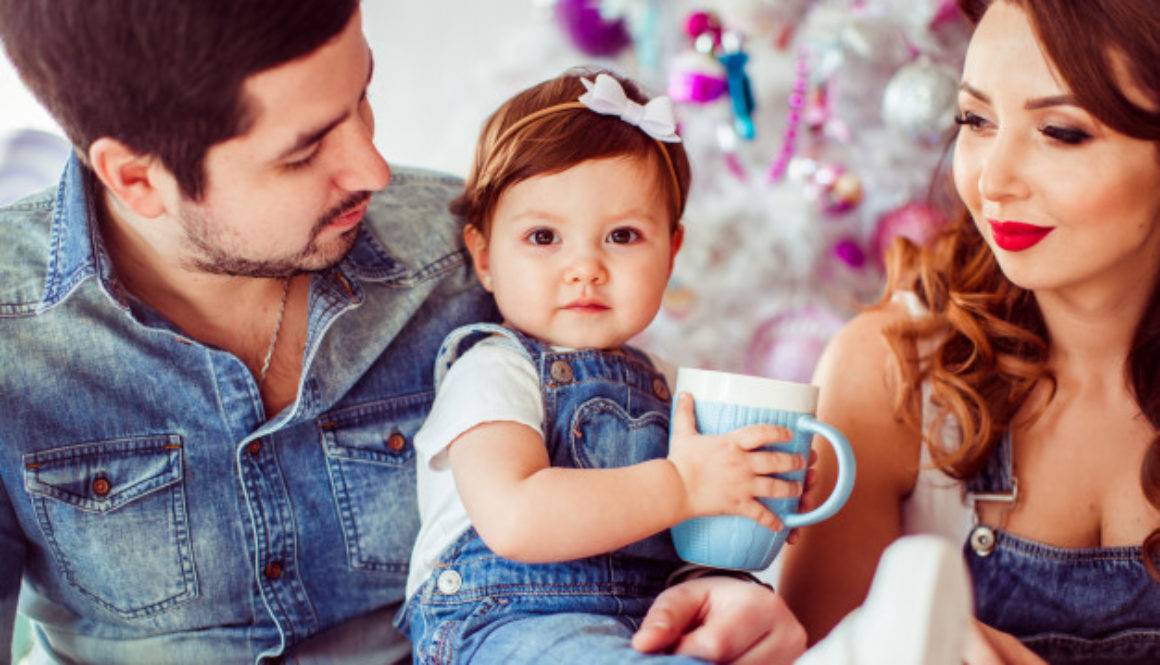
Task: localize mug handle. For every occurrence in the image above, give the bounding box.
[780,415,856,529]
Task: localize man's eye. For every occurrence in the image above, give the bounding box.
[284,149,320,171]
[607,228,641,244]
[527,229,558,245]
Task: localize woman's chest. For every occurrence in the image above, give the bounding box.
[977,396,1160,548]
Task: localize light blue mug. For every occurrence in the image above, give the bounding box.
[670,368,856,571]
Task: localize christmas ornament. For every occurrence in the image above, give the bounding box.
[881,56,959,145]
[872,202,948,264]
[745,305,848,384]
[555,0,632,56]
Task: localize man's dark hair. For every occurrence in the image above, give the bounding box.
[0,0,359,199]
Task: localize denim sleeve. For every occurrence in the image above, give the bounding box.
[0,478,25,665]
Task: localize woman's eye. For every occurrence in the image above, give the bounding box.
[607,228,641,244]
[1041,125,1092,146]
[527,229,558,245]
[952,110,989,131]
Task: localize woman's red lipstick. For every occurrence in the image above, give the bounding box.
[988,220,1053,252]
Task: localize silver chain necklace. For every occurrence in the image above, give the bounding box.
[258,276,291,386]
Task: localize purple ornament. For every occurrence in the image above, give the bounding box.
[555,0,632,57]
[746,305,847,383]
[872,202,948,264]
[833,238,866,269]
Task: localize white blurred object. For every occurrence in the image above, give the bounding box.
[797,535,971,665]
[0,129,72,205]
[881,56,959,145]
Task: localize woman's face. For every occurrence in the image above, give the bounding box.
[953,1,1160,299]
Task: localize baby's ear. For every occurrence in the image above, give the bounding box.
[668,224,685,274]
[464,224,494,292]
[87,137,171,219]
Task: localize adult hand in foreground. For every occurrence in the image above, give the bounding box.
[631,575,806,665]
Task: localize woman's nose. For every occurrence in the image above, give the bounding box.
[977,131,1030,203]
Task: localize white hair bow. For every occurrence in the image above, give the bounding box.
[579,74,681,143]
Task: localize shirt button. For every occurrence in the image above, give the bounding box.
[549,360,574,383]
[652,377,671,401]
[386,433,406,451]
[436,569,462,595]
[264,561,284,580]
[247,440,263,456]
[91,477,111,497]
[334,272,354,298]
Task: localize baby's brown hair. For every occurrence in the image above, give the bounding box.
[451,67,691,239]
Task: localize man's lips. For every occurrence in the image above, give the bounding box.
[327,202,369,230]
[988,219,1053,252]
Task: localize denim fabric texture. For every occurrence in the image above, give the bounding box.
[397,325,703,665]
[966,435,1160,664]
[0,155,499,665]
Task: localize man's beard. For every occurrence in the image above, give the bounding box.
[178,192,371,278]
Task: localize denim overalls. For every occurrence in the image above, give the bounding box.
[397,324,706,665]
[965,434,1160,664]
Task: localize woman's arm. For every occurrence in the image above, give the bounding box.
[778,304,923,643]
[448,394,802,563]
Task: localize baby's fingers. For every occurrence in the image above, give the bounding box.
[753,476,803,500]
[740,500,784,532]
[670,393,700,438]
[730,424,794,451]
[747,450,807,476]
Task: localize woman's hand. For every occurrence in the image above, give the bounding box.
[964,619,1048,665]
[631,576,807,665]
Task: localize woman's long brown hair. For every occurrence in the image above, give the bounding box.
[884,0,1160,575]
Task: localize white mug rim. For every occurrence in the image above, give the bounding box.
[674,367,818,413]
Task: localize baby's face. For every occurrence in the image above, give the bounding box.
[467,155,681,350]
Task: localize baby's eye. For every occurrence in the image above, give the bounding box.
[606,227,641,244]
[526,228,559,245]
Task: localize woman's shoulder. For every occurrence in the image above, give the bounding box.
[817,298,915,379]
[813,298,923,489]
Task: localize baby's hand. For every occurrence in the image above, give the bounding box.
[667,392,804,531]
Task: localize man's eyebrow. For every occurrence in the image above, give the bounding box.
[959,81,1080,110]
[274,47,374,162]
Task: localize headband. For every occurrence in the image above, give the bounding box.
[491,74,684,211]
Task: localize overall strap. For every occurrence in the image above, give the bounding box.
[965,430,1017,497]
[432,323,539,388]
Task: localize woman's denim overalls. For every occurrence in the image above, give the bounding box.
[966,434,1160,664]
[397,324,706,665]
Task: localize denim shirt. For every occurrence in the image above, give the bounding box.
[0,155,499,665]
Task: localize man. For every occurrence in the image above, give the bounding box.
[0,2,803,663]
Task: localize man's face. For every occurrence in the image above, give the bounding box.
[170,8,390,277]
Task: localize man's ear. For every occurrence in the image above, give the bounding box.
[87,137,171,219]
[463,224,494,292]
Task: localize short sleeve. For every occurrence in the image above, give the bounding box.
[414,338,544,471]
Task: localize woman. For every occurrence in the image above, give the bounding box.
[779,0,1160,663]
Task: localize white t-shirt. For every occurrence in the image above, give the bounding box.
[405,335,674,599]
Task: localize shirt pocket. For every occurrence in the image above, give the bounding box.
[22,435,197,619]
[319,394,427,573]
